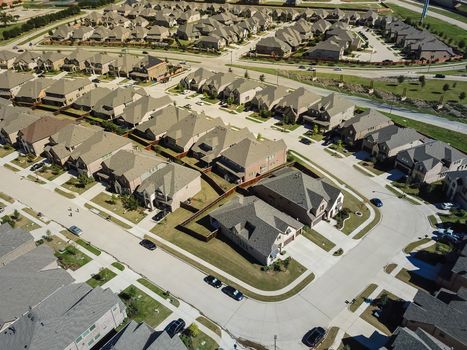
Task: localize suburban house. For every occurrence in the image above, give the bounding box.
[135,162,201,211]
[44,124,101,166]
[180,67,215,91]
[196,35,227,50]
[395,141,467,184]
[276,87,321,124]
[222,78,264,105]
[146,25,171,42]
[92,87,143,119]
[209,195,303,266]
[443,170,467,210]
[382,326,452,350]
[17,116,73,155]
[50,24,73,41]
[98,149,166,194]
[362,125,425,162]
[84,53,116,75]
[129,55,168,82]
[61,49,95,72]
[42,78,94,107]
[14,78,55,105]
[36,52,66,72]
[339,109,394,145]
[72,87,113,111]
[0,71,35,100]
[251,85,289,112]
[402,288,467,349]
[163,113,224,153]
[253,168,344,226]
[67,131,133,176]
[109,55,144,77]
[303,38,345,61]
[0,244,74,329]
[0,109,40,145]
[13,51,41,71]
[201,72,236,98]
[191,126,254,167]
[102,320,188,350]
[0,50,18,69]
[438,244,467,292]
[303,93,355,132]
[0,223,35,267]
[115,95,172,128]
[0,283,126,350]
[215,137,287,183]
[133,105,191,141]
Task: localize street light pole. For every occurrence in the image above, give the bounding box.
[274,335,277,350]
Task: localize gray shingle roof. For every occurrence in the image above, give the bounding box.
[73,87,112,110]
[384,327,451,350]
[46,78,91,96]
[120,95,172,125]
[15,78,55,100]
[0,223,34,261]
[0,71,34,89]
[365,125,423,150]
[340,108,392,133]
[135,105,192,139]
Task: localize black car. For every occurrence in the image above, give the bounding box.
[302,327,326,347]
[222,286,244,301]
[92,78,100,83]
[434,74,445,78]
[370,198,383,207]
[31,162,44,171]
[166,318,186,337]
[153,210,168,222]
[300,137,311,145]
[139,239,157,250]
[204,275,222,288]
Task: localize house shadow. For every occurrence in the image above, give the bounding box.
[354,150,369,161]
[385,169,405,182]
[341,331,389,350]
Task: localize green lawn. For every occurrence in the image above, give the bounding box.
[4,163,20,172]
[0,145,14,157]
[119,285,172,328]
[316,327,340,350]
[86,268,117,288]
[437,209,466,230]
[385,185,421,205]
[385,263,398,274]
[395,268,438,293]
[55,245,92,271]
[196,317,221,337]
[387,3,467,47]
[403,238,432,254]
[340,191,371,235]
[358,161,385,176]
[325,148,344,159]
[301,226,336,252]
[2,214,41,231]
[91,192,146,224]
[61,178,96,194]
[112,262,125,271]
[391,181,445,205]
[350,283,378,312]
[76,239,101,256]
[0,192,14,203]
[84,203,132,229]
[54,188,76,199]
[273,122,300,131]
[189,180,220,210]
[36,166,65,180]
[11,155,42,169]
[137,278,180,307]
[181,326,218,350]
[22,207,50,224]
[248,112,270,122]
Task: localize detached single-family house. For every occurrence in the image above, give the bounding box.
[0,50,18,69]
[36,52,66,72]
[164,113,224,153]
[196,35,227,51]
[50,24,73,41]
[62,49,96,72]
[216,137,287,183]
[116,95,172,128]
[303,38,345,61]
[146,25,170,42]
[0,71,34,99]
[180,67,215,91]
[395,141,466,184]
[92,87,143,119]
[14,78,55,105]
[0,223,35,267]
[339,109,394,145]
[133,105,191,141]
[253,167,343,226]
[382,326,452,350]
[42,78,94,107]
[201,72,236,98]
[191,126,253,167]
[303,93,355,132]
[85,53,116,75]
[72,87,113,111]
[276,87,321,124]
[68,131,133,176]
[135,162,201,212]
[71,26,94,41]
[0,109,40,145]
[109,55,144,78]
[130,55,168,82]
[209,195,303,266]
[443,170,467,210]
[251,85,289,112]
[13,51,41,71]
[17,116,73,155]
[222,78,263,105]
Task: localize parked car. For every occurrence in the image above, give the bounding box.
[152,210,168,222]
[184,104,192,109]
[204,275,222,288]
[68,225,82,236]
[298,65,306,69]
[166,318,186,337]
[307,67,316,71]
[30,162,44,171]
[139,239,157,250]
[334,67,343,71]
[300,137,311,145]
[142,51,148,54]
[371,198,383,207]
[302,327,326,348]
[196,101,204,106]
[222,286,244,301]
[439,202,458,210]
[434,74,445,78]
[92,78,100,83]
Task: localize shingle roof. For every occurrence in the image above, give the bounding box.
[46,78,92,96]
[0,71,34,89]
[254,85,289,109]
[384,327,451,350]
[73,87,112,109]
[365,125,423,150]
[19,116,73,143]
[120,95,172,125]
[279,87,321,115]
[0,223,34,261]
[340,108,392,133]
[49,124,100,148]
[135,105,191,138]
[15,78,55,100]
[310,93,354,117]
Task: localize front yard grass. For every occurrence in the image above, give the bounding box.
[328,143,352,157]
[86,268,117,288]
[55,245,92,271]
[84,203,132,229]
[391,181,445,205]
[248,112,270,122]
[181,326,218,350]
[302,226,336,252]
[395,268,438,294]
[26,174,46,184]
[349,283,378,312]
[36,166,65,180]
[22,207,50,224]
[340,191,371,235]
[273,122,300,131]
[414,241,453,265]
[112,262,125,271]
[76,239,101,256]
[196,316,221,337]
[316,327,339,350]
[0,192,14,203]
[91,193,146,224]
[119,285,172,328]
[403,238,432,254]
[0,145,14,157]
[360,290,405,336]
[324,148,344,158]
[55,188,76,199]
[2,214,41,231]
[358,160,385,176]
[137,278,180,307]
[61,178,96,194]
[385,263,397,274]
[385,185,421,205]
[11,154,42,169]
[438,209,466,231]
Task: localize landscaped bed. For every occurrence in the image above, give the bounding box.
[55,245,92,271]
[61,177,96,194]
[36,166,65,180]
[86,268,117,288]
[119,285,172,328]
[181,324,218,350]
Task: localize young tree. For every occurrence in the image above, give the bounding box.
[13,209,20,220]
[418,75,426,88]
[110,194,118,205]
[244,70,249,79]
[459,91,466,100]
[186,324,200,338]
[77,173,93,188]
[259,74,265,82]
[121,195,139,211]
[442,83,450,92]
[0,11,17,27]
[312,124,319,135]
[397,75,405,84]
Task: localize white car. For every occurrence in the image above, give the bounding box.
[196,101,204,106]
[440,202,457,210]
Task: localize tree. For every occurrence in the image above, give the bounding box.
[121,195,139,211]
[110,194,118,205]
[460,91,466,100]
[418,75,426,88]
[244,70,249,79]
[186,324,200,338]
[12,209,20,220]
[0,11,17,27]
[460,40,466,48]
[259,74,265,82]
[312,124,319,135]
[226,96,234,106]
[442,83,450,92]
[397,75,405,84]
[77,173,93,188]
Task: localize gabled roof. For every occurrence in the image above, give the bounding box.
[73,87,113,109]
[184,67,215,84]
[49,124,100,148]
[279,87,321,114]
[254,85,289,109]
[310,93,354,116]
[0,50,18,62]
[14,51,40,64]
[93,87,138,114]
[135,105,191,137]
[38,51,65,63]
[0,223,33,262]
[220,137,286,168]
[19,116,72,143]
[365,125,423,150]
[46,78,92,96]
[120,95,172,125]
[225,78,263,94]
[0,71,34,89]
[384,327,451,350]
[15,78,55,99]
[210,195,303,259]
[340,108,392,133]
[0,110,40,135]
[205,72,236,90]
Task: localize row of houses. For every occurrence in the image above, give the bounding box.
[0,49,173,82]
